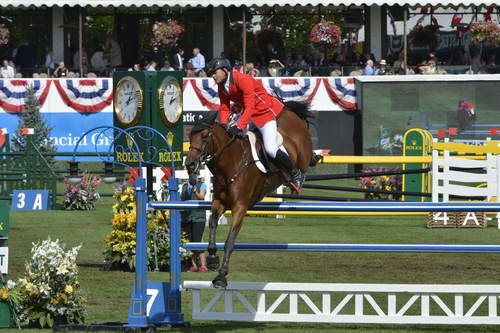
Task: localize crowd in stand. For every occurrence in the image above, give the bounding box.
[0,39,498,79]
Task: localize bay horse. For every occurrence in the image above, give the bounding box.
[185,101,315,288]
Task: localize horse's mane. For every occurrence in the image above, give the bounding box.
[190,111,218,135]
[284,101,314,121]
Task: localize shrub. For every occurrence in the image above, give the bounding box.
[63,173,101,210]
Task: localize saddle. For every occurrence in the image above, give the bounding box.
[246,130,283,174]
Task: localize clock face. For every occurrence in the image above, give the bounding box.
[114,76,143,127]
[159,76,182,127]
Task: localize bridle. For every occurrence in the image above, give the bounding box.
[188,123,236,172]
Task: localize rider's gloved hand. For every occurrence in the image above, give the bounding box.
[228,125,244,138]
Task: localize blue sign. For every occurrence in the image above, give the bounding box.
[146,281,176,325]
[11,190,50,210]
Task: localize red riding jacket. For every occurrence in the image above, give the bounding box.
[218,72,284,129]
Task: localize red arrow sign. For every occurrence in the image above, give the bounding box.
[127,168,140,183]
[160,168,172,181]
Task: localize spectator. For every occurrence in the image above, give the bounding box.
[90,48,108,75]
[245,62,260,77]
[0,59,15,78]
[108,37,122,69]
[267,59,285,77]
[180,176,208,273]
[45,47,55,75]
[133,63,141,71]
[189,48,205,74]
[376,59,387,75]
[171,48,184,70]
[53,61,69,78]
[146,60,157,71]
[185,62,196,77]
[265,43,279,64]
[362,59,376,75]
[73,48,88,75]
[160,60,174,71]
[15,41,34,77]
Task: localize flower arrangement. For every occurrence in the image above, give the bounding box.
[0,24,9,45]
[63,173,101,210]
[0,280,22,327]
[150,20,184,50]
[360,168,402,200]
[469,20,500,46]
[408,24,440,49]
[103,182,190,271]
[15,238,86,328]
[309,20,342,47]
[379,134,403,155]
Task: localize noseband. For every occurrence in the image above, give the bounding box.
[189,123,236,170]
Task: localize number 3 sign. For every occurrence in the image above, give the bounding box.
[11,190,50,211]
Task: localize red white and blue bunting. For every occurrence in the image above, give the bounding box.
[322,77,357,110]
[259,78,321,103]
[189,78,220,110]
[0,79,51,113]
[54,79,113,113]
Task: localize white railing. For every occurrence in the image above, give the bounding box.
[184,281,500,324]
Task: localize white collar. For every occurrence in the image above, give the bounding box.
[224,71,231,92]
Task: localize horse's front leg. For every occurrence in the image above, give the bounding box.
[206,199,225,271]
[212,203,247,288]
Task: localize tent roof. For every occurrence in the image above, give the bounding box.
[0,1,497,7]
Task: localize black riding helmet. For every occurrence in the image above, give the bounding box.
[206,57,231,76]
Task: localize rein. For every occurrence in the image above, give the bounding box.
[190,122,254,186]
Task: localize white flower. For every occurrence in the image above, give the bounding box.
[6,280,15,289]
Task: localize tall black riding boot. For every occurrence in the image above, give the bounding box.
[273,150,305,193]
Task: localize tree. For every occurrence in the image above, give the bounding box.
[12,85,56,158]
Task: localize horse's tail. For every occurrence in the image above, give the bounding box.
[283,101,315,127]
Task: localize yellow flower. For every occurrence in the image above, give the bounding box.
[50,298,58,304]
[120,195,128,202]
[60,293,68,303]
[0,288,9,300]
[64,285,74,293]
[25,282,33,291]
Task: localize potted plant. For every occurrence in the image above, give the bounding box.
[469,20,500,46]
[309,20,342,48]
[150,20,184,52]
[408,24,440,50]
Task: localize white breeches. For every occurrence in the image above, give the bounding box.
[257,119,286,158]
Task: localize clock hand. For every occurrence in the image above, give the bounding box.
[169,96,177,105]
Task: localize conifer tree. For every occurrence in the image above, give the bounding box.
[12,85,56,157]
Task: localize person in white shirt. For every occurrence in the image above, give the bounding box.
[90,48,108,75]
[160,61,174,71]
[0,59,15,78]
[188,48,205,74]
[146,61,157,71]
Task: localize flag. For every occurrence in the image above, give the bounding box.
[483,7,493,22]
[451,13,463,27]
[388,10,397,35]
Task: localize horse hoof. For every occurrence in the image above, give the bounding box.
[212,276,228,289]
[206,255,220,271]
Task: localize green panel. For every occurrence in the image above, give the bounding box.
[151,71,184,168]
[402,129,426,202]
[113,71,183,167]
[113,71,150,166]
[0,201,9,237]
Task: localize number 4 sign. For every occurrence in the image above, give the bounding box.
[11,190,50,211]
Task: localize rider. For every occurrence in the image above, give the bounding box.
[206,57,304,193]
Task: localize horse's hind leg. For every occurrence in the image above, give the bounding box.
[206,200,225,270]
[213,204,247,288]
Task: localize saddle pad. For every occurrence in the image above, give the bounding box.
[247,131,283,174]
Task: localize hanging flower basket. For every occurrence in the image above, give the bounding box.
[408,24,440,49]
[309,20,342,47]
[469,20,500,46]
[150,20,184,51]
[0,24,9,45]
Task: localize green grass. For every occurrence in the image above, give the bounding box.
[5,178,500,332]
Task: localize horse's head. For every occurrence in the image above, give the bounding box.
[185,112,218,185]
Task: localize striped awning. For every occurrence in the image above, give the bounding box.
[0,0,497,7]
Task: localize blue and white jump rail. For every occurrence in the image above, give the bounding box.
[146,199,500,325]
[149,200,500,212]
